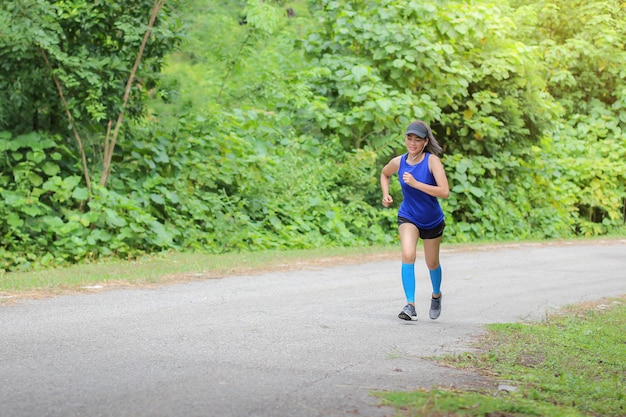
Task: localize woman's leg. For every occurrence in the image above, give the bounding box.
[399,223,419,306]
[422,236,442,272]
[423,236,443,319]
[399,223,420,264]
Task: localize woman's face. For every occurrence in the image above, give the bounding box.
[405,134,427,153]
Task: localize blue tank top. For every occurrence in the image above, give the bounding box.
[398,153,444,229]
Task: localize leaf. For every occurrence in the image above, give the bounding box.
[150,194,165,205]
[469,186,485,198]
[43,216,64,228]
[21,203,44,217]
[27,173,43,187]
[392,59,406,68]
[72,187,89,201]
[42,162,60,176]
[376,99,393,113]
[149,221,173,246]
[269,215,282,229]
[351,65,369,82]
[452,184,466,193]
[105,209,127,227]
[7,212,23,228]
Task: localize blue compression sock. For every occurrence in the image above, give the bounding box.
[401,263,415,303]
[429,265,442,296]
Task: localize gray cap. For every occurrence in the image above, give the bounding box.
[405,122,428,138]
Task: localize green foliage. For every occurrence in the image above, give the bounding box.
[302,0,624,241]
[1,0,625,271]
[302,0,558,156]
[157,0,307,114]
[509,0,626,233]
[0,131,71,267]
[0,0,184,135]
[0,0,59,134]
[548,118,626,235]
[443,150,573,241]
[514,0,626,117]
[0,107,392,270]
[0,131,175,270]
[123,109,393,252]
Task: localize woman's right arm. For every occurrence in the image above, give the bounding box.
[380,156,400,207]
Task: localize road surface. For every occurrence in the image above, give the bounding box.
[1,240,625,417]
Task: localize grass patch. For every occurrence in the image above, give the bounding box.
[0,245,398,298]
[375,296,626,417]
[1,237,623,300]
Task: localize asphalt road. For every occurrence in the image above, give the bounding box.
[1,240,625,417]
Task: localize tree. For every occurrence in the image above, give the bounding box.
[0,0,183,193]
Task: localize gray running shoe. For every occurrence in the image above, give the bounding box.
[429,295,442,320]
[398,304,417,321]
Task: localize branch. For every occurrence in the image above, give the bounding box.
[40,48,93,197]
[100,0,166,187]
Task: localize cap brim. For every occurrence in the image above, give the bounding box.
[405,129,426,137]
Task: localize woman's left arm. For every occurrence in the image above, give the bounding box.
[429,155,450,199]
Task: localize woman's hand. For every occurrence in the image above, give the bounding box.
[382,194,393,207]
[402,172,415,187]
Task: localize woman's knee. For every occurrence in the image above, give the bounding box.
[401,252,417,264]
[423,252,440,269]
[424,255,440,270]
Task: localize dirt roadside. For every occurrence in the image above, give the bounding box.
[2,238,624,304]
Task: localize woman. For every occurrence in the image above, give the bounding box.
[380,120,450,320]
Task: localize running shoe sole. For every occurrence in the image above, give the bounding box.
[399,304,417,321]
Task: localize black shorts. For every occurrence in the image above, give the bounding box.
[397,217,445,239]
